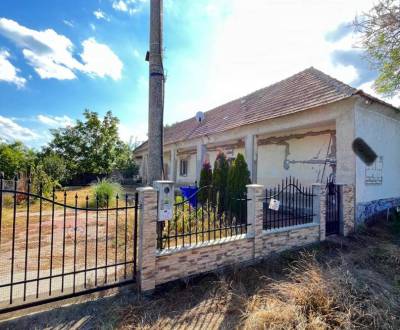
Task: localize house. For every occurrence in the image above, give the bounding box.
[134,67,400,224]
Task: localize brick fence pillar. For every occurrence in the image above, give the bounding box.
[137,186,158,292]
[246,184,264,260]
[340,184,355,236]
[312,184,324,241]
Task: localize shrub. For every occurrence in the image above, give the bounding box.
[212,152,229,214]
[91,178,122,208]
[31,164,61,198]
[198,161,212,204]
[227,153,251,219]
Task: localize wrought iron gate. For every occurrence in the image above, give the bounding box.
[0,176,138,314]
[325,179,340,236]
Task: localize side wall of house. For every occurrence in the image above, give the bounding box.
[256,124,336,187]
[355,99,400,224]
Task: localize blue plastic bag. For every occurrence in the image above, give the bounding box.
[179,186,198,207]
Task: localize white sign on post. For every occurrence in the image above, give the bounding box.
[269,198,280,211]
[159,199,173,221]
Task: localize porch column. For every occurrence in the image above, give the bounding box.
[196,144,206,182]
[245,134,256,183]
[170,147,177,182]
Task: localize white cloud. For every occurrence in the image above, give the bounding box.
[90,23,96,31]
[0,18,123,81]
[119,122,147,144]
[112,1,128,12]
[112,0,144,15]
[165,0,397,120]
[133,48,140,58]
[80,38,123,80]
[93,9,109,21]
[63,20,74,28]
[37,114,74,127]
[0,115,39,142]
[0,50,26,88]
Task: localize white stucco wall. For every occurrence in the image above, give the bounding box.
[256,125,335,187]
[355,101,400,204]
[176,153,197,184]
[206,147,245,168]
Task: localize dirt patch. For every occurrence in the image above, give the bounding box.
[1,221,400,329]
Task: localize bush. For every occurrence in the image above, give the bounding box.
[212,152,229,214]
[227,153,251,218]
[90,178,122,208]
[31,164,61,198]
[198,161,212,204]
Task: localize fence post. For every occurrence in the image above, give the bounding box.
[312,184,324,241]
[339,184,355,236]
[137,186,158,293]
[246,184,264,260]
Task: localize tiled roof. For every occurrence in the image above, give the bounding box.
[135,67,359,153]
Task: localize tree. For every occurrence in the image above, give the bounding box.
[44,110,136,180]
[212,152,229,214]
[354,0,400,96]
[0,141,36,179]
[227,153,251,221]
[38,153,67,183]
[198,161,212,204]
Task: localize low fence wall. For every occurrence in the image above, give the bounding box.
[137,183,354,292]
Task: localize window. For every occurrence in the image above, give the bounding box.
[180,159,188,177]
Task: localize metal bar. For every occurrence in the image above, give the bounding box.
[72,194,78,294]
[36,184,43,299]
[124,194,128,279]
[84,195,89,288]
[10,177,18,304]
[105,196,109,284]
[115,194,119,281]
[49,187,55,295]
[134,192,138,276]
[0,278,137,315]
[95,196,99,286]
[61,191,67,292]
[23,178,31,301]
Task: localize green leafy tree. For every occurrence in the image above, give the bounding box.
[227,153,251,221]
[0,141,36,179]
[30,164,61,197]
[38,153,67,183]
[354,0,400,96]
[44,110,137,180]
[198,161,212,204]
[212,152,229,214]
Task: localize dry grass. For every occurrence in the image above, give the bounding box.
[117,221,400,330]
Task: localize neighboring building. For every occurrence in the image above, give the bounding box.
[134,67,400,224]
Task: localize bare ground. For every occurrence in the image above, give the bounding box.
[1,219,399,330]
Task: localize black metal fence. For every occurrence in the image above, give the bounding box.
[157,186,248,250]
[0,175,138,313]
[264,177,315,230]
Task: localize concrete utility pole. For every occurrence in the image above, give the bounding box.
[147,0,164,185]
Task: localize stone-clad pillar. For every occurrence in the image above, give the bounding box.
[313,184,325,241]
[246,184,264,259]
[340,184,355,236]
[137,186,158,292]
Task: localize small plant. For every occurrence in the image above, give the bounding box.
[90,178,122,208]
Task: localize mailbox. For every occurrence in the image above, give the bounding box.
[153,180,175,221]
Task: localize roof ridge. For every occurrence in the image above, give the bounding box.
[307,67,357,95]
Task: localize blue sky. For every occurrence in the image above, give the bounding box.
[0,0,398,149]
